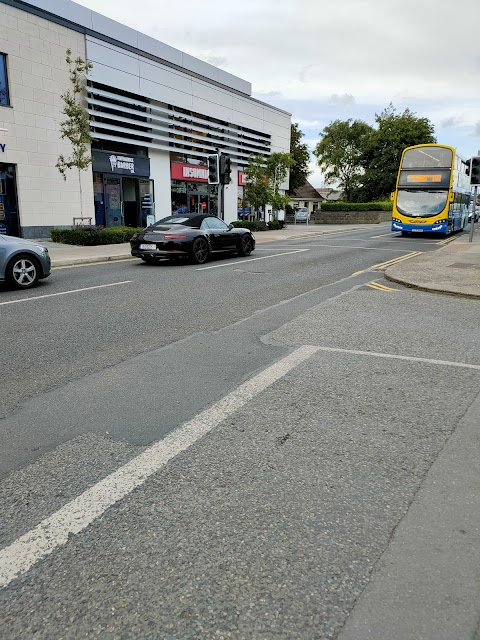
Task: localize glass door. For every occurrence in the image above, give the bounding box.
[0,164,20,237]
[188,193,199,214]
[104,176,123,227]
[139,179,155,227]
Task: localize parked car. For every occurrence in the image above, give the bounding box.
[130,214,255,265]
[468,207,479,223]
[294,207,310,223]
[0,235,51,289]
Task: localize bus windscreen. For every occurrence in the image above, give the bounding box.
[401,147,453,169]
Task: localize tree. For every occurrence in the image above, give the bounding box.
[266,152,295,218]
[288,123,311,194]
[313,119,373,201]
[244,154,271,217]
[244,153,293,219]
[56,49,93,217]
[360,104,436,201]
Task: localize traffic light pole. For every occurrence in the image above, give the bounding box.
[469,154,480,242]
[469,185,477,243]
[218,183,223,220]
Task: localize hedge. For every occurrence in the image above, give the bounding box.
[230,219,286,231]
[320,201,393,212]
[266,219,286,230]
[230,220,268,232]
[50,226,143,245]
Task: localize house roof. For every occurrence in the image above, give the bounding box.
[316,188,343,201]
[293,182,324,200]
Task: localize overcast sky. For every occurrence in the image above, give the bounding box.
[76,0,480,186]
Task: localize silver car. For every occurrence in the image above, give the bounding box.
[294,207,310,223]
[0,235,51,289]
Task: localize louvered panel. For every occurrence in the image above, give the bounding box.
[87,83,272,161]
[92,132,251,165]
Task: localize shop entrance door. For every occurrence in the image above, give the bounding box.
[0,164,20,237]
[104,176,123,227]
[188,192,209,214]
[139,179,155,227]
[122,177,137,228]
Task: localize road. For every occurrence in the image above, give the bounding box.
[1,224,479,639]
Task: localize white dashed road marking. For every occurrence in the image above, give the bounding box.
[196,249,309,270]
[0,281,133,306]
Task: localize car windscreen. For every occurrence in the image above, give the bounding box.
[155,216,191,225]
[396,190,448,218]
[154,215,203,228]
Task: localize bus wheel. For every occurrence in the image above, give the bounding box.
[401,231,409,237]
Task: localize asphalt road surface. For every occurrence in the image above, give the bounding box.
[1,224,479,639]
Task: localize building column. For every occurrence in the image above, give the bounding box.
[149,150,172,221]
[222,164,238,224]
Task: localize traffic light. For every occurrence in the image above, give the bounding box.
[470,157,480,186]
[207,154,219,184]
[219,154,231,185]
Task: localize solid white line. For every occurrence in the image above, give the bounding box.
[370,232,397,238]
[311,345,480,371]
[0,281,132,306]
[0,345,319,589]
[196,249,309,270]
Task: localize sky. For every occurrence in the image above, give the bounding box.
[76,0,480,187]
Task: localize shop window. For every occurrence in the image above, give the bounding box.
[0,54,10,107]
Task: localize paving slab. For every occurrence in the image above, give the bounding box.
[386,230,480,299]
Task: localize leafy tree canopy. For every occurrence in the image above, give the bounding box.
[313,119,372,201]
[360,104,436,200]
[244,152,294,217]
[288,123,311,194]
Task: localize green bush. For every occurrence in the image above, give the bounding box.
[267,219,286,230]
[320,201,393,212]
[230,220,268,232]
[50,226,143,245]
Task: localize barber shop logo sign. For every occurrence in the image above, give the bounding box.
[109,154,135,174]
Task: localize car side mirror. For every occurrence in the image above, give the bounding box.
[228,224,234,230]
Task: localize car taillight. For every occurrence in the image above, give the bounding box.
[163,233,188,240]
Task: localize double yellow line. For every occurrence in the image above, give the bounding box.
[366,281,397,292]
[353,251,422,276]
[437,236,457,246]
[370,251,422,271]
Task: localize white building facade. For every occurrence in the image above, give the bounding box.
[0,0,291,238]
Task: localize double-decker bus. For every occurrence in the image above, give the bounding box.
[391,144,470,236]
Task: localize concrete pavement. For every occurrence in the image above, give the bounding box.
[385,228,480,299]
[38,222,480,298]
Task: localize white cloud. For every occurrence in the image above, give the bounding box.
[330,94,356,107]
[75,0,480,158]
[440,116,464,129]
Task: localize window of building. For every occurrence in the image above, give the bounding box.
[0,54,10,106]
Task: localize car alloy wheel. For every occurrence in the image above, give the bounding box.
[239,234,253,256]
[191,238,209,264]
[8,255,40,289]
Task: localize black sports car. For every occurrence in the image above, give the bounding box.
[130,214,255,265]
